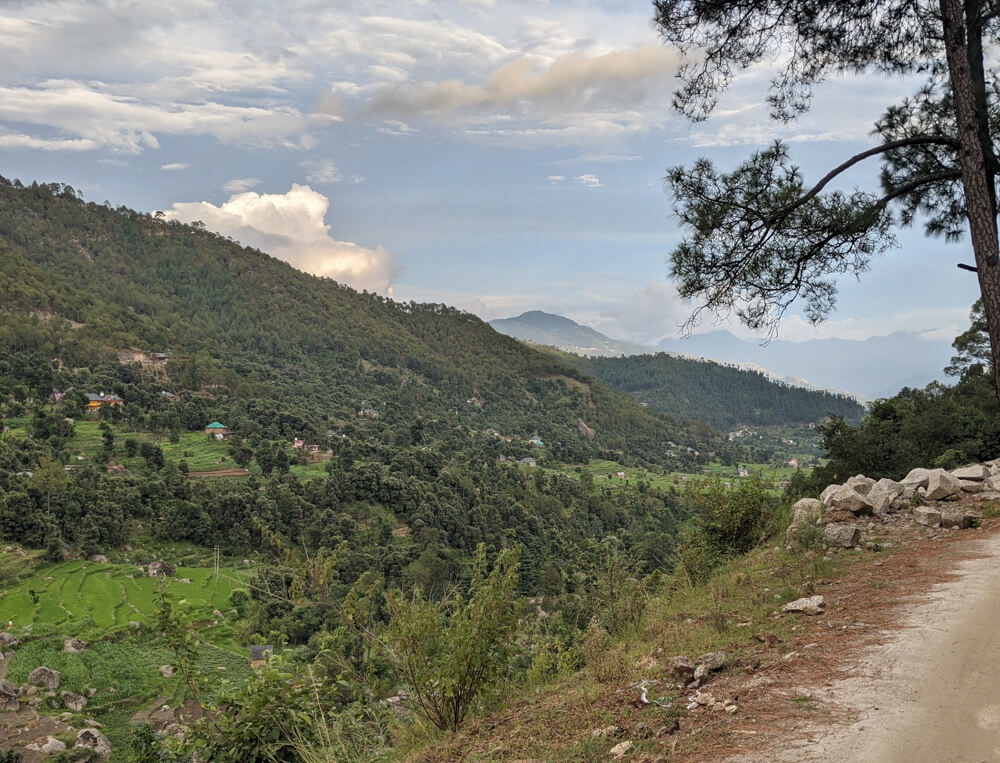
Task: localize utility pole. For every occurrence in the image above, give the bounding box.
[213,546,220,577]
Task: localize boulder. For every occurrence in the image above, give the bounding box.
[62,690,87,712]
[902,467,933,489]
[147,560,175,577]
[820,484,842,506]
[667,655,695,683]
[913,507,942,528]
[781,595,826,615]
[870,478,905,512]
[985,475,1000,492]
[0,632,18,647]
[828,485,874,515]
[28,666,60,690]
[822,507,858,525]
[823,523,861,548]
[89,554,108,564]
[925,469,963,501]
[952,464,989,481]
[845,474,876,496]
[786,498,823,540]
[959,479,985,493]
[159,664,174,678]
[75,727,112,758]
[41,736,67,754]
[696,651,727,672]
[0,678,19,712]
[64,638,90,653]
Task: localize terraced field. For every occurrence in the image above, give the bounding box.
[1,559,248,645]
[0,556,255,759]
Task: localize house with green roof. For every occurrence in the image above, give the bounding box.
[204,421,230,439]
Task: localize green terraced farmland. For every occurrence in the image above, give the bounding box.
[1,559,250,645]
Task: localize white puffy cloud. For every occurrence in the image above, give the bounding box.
[166,184,398,294]
[575,174,601,188]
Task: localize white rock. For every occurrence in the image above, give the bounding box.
[75,728,112,757]
[40,736,67,754]
[609,740,633,759]
[820,484,842,506]
[902,468,933,489]
[925,469,963,500]
[782,595,826,615]
[828,485,874,515]
[952,464,989,481]
[845,474,876,495]
[913,507,942,528]
[823,523,860,548]
[959,479,985,493]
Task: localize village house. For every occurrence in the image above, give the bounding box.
[85,392,124,410]
[528,435,544,446]
[204,421,229,439]
[788,458,800,469]
[153,352,170,366]
[518,457,537,467]
[292,438,305,449]
[249,645,274,669]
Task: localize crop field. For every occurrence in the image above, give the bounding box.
[0,555,255,759]
[1,559,249,645]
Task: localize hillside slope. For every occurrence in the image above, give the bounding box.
[0,178,713,463]
[489,310,655,357]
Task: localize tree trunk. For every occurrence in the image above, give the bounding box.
[941,0,1000,402]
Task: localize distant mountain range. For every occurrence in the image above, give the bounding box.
[491,311,956,401]
[489,311,654,357]
[657,330,954,401]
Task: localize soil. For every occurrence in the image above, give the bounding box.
[188,467,250,477]
[721,510,1000,762]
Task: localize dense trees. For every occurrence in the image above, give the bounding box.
[654,1,1000,400]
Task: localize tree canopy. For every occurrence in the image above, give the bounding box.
[654,0,1000,399]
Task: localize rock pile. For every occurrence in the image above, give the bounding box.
[786,460,997,549]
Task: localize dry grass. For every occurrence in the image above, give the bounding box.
[400,506,1000,762]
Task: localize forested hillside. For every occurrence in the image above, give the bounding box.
[0,177,716,465]
[551,351,865,430]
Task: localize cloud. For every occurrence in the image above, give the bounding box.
[575,174,601,188]
[0,132,98,151]
[0,80,310,153]
[547,175,565,183]
[165,184,398,293]
[160,162,189,170]
[300,158,342,184]
[222,178,261,193]
[368,44,680,119]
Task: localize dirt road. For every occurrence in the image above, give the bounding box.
[765,531,1000,762]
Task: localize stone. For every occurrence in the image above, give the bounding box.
[667,655,695,683]
[822,507,857,525]
[869,478,905,514]
[952,464,989,481]
[940,510,970,529]
[84,719,103,728]
[590,725,621,739]
[89,554,109,563]
[696,651,726,672]
[823,523,861,548]
[62,690,87,712]
[147,560,175,577]
[828,485,874,515]
[0,632,18,647]
[985,475,1000,492]
[159,664,174,678]
[913,507,942,528]
[64,638,90,653]
[75,727,112,757]
[609,741,633,759]
[0,678,20,712]
[845,474,876,495]
[786,499,823,541]
[820,484,842,506]
[28,666,60,690]
[959,479,985,493]
[656,719,680,736]
[781,595,826,615]
[902,467,933,489]
[693,663,709,683]
[925,470,963,501]
[633,722,653,739]
[40,736,67,754]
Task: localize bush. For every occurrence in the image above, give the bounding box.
[381,544,521,731]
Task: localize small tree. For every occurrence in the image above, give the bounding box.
[381,544,521,731]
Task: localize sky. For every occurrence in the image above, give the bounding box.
[0,0,983,348]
